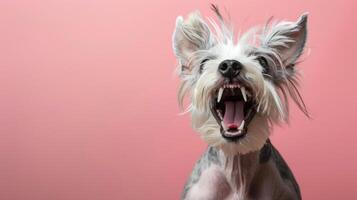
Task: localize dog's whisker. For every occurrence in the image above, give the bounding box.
[263,73,273,78]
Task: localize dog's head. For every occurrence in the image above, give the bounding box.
[172,6,308,155]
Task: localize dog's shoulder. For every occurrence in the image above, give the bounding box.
[265,140,302,200]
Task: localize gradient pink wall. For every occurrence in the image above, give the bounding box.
[0,0,356,199]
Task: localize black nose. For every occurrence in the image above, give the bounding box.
[218,59,242,78]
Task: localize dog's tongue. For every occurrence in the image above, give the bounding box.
[223,101,244,131]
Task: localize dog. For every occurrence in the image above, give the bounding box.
[172,5,308,200]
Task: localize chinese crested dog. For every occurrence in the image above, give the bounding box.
[172,5,308,200]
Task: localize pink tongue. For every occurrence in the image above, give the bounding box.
[223,101,244,130]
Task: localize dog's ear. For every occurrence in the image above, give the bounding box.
[257,13,309,117]
[172,12,212,72]
[259,13,308,69]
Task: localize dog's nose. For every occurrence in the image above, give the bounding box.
[218,59,242,78]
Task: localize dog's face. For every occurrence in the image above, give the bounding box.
[172,8,308,154]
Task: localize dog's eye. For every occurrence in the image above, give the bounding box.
[199,59,210,73]
[257,56,269,73]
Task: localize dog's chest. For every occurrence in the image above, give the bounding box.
[185,164,250,200]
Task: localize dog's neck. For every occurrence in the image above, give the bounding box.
[217,141,271,193]
[218,149,259,192]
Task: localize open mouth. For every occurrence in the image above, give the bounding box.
[211,83,256,141]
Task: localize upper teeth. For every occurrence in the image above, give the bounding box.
[241,87,247,102]
[217,84,248,103]
[223,84,241,89]
[217,88,224,103]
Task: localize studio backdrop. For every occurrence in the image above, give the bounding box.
[0,0,356,199]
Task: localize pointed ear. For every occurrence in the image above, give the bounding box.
[172,12,213,71]
[260,13,308,67]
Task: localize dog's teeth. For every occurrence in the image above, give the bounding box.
[241,87,247,102]
[217,88,224,102]
[221,121,227,130]
[217,110,223,119]
[238,120,245,130]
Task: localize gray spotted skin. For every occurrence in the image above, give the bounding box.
[181,147,220,199]
[181,141,301,200]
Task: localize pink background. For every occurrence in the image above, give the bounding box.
[0,0,356,199]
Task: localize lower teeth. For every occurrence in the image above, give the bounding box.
[216,110,223,119]
[238,120,245,130]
